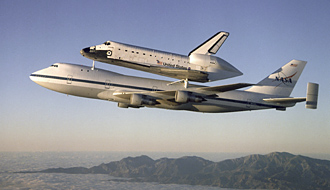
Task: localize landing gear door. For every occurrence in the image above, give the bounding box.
[67,75,73,84]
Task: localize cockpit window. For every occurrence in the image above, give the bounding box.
[104,41,111,46]
[90,46,96,53]
[50,64,58,68]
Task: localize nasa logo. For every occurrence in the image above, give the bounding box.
[275,76,292,83]
[274,72,297,85]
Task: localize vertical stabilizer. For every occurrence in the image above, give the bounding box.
[306,82,319,109]
[246,60,307,97]
[189,32,229,56]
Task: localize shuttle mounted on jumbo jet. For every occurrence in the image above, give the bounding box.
[80,31,242,83]
[30,60,318,113]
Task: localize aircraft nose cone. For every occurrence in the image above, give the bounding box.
[29,70,40,83]
[29,73,35,81]
[80,47,90,55]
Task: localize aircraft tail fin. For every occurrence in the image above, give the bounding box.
[189,31,229,56]
[306,82,319,109]
[246,60,307,97]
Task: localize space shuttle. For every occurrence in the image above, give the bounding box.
[80,32,242,83]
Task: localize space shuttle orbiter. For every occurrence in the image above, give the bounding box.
[80,31,242,83]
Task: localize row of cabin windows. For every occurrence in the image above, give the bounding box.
[118,48,188,63]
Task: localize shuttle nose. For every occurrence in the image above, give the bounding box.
[80,47,90,56]
[80,46,96,60]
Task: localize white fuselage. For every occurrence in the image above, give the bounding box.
[30,63,293,113]
[80,41,242,82]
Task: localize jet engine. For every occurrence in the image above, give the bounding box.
[175,91,204,103]
[130,94,157,106]
[117,102,142,109]
[118,102,130,108]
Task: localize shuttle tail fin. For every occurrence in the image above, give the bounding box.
[246,60,307,97]
[189,31,229,56]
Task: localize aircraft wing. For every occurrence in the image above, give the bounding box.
[113,83,254,101]
[194,83,253,94]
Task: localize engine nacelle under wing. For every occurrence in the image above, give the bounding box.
[118,102,142,109]
[130,94,157,106]
[175,91,203,103]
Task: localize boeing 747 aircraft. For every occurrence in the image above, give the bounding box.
[30,60,318,113]
[80,32,242,84]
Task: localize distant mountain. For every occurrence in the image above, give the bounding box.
[24,152,330,190]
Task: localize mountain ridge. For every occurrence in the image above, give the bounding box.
[22,152,330,190]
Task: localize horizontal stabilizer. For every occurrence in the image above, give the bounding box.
[263,82,319,109]
[263,97,306,104]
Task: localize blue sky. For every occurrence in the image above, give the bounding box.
[1,0,329,154]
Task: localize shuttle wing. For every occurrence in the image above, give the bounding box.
[121,60,209,82]
[158,67,209,82]
[103,59,210,82]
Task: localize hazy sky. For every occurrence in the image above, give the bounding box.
[1,0,329,154]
